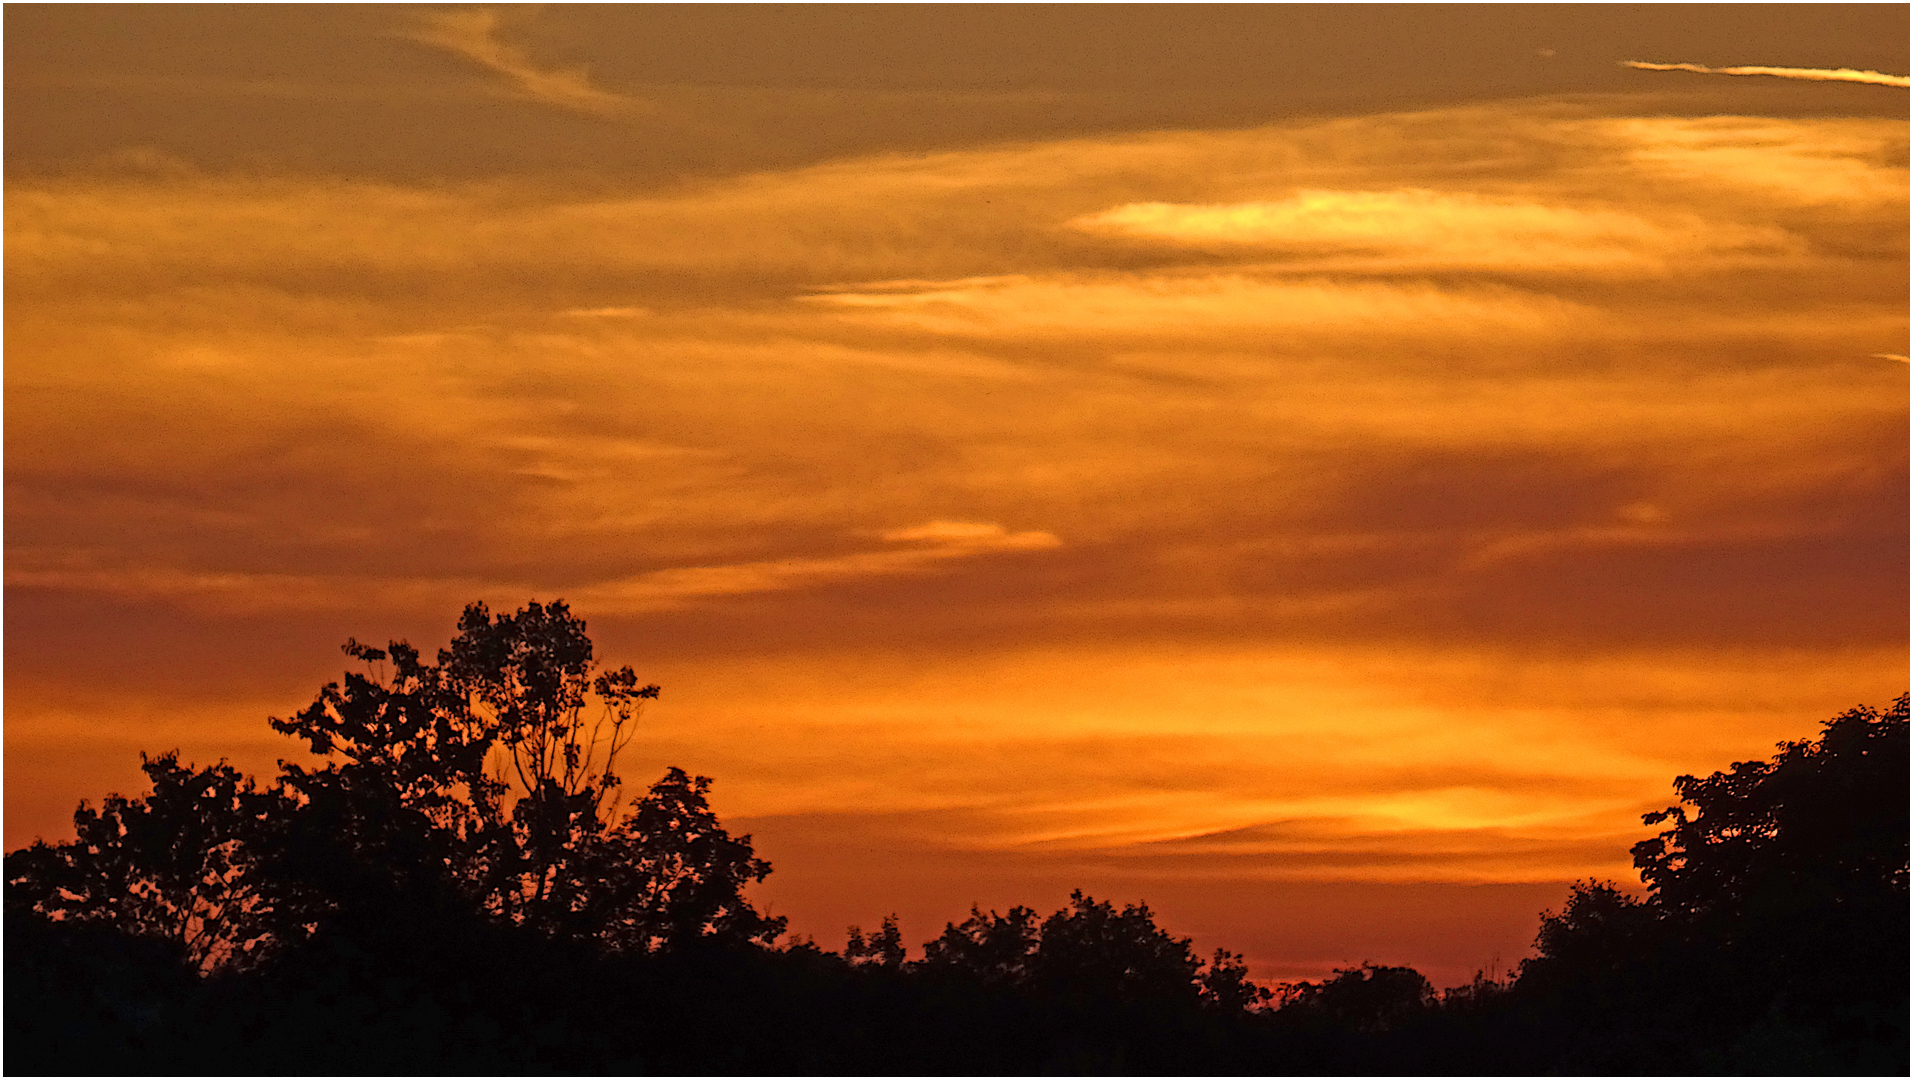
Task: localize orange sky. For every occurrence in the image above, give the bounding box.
[6,5,1907,988]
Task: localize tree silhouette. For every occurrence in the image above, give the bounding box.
[1197,947,1273,1012]
[10,613,1902,1073]
[1522,694,1910,986]
[1506,694,1911,1073]
[264,600,790,954]
[903,892,1273,1015]
[1632,693,1908,931]
[916,903,1039,988]
[1278,963,1434,1033]
[443,601,658,924]
[7,753,297,971]
[583,767,785,952]
[265,632,501,939]
[844,913,908,971]
[268,602,664,933]
[1526,879,1665,981]
[1630,693,1909,1045]
[9,600,779,971]
[1029,890,1205,1004]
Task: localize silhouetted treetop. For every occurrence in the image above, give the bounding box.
[9,600,777,971]
[1522,878,1664,987]
[845,913,907,972]
[917,903,1038,988]
[7,753,296,972]
[1511,694,1909,1072]
[1632,692,1909,927]
[903,890,1269,1012]
[587,767,784,953]
[1278,963,1434,1033]
[1031,890,1204,1003]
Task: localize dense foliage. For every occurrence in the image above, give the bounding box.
[8,601,780,972]
[5,604,1905,1073]
[1511,694,1910,1072]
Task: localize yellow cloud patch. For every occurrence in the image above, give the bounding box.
[1070,190,1802,275]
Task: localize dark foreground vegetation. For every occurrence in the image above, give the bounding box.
[8,602,1907,1074]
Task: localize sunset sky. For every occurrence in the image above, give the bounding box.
[6,5,1906,987]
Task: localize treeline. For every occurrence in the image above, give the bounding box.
[6,602,1907,1074]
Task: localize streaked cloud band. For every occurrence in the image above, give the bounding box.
[5,523,1063,616]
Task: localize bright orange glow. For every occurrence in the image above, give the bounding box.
[7,6,1906,990]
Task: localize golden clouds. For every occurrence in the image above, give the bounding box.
[1605,116,1911,208]
[1069,191,1801,275]
[8,101,1906,912]
[9,105,1902,614]
[8,108,1900,314]
[7,5,1909,992]
[9,106,1903,655]
[635,641,1906,890]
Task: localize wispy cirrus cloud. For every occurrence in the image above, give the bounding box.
[1622,60,1911,89]
[571,522,1062,614]
[408,8,651,119]
[4,522,1062,616]
[807,272,1592,340]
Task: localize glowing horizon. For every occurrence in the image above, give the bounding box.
[7,6,1906,988]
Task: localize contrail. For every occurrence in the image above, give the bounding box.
[1622,61,1910,88]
